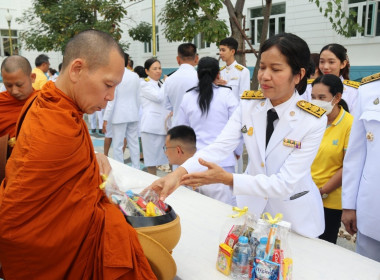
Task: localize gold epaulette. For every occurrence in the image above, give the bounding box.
[220,66,226,71]
[297,100,326,118]
[144,77,150,82]
[235,64,244,71]
[241,90,265,99]
[343,79,361,89]
[361,72,380,84]
[307,79,315,84]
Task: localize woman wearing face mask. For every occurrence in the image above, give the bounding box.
[310,74,353,244]
[148,33,328,238]
[319,43,360,113]
[140,58,170,175]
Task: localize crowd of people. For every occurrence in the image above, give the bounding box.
[0,29,379,278]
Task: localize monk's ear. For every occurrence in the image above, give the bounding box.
[68,59,85,83]
[30,73,36,83]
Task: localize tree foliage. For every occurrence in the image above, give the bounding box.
[17,0,127,52]
[128,22,152,42]
[159,0,229,44]
[309,0,364,37]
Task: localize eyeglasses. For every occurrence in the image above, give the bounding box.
[162,145,177,152]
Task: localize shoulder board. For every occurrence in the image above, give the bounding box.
[307,79,315,84]
[144,78,150,82]
[297,100,326,118]
[218,85,232,90]
[241,90,265,100]
[235,64,244,71]
[361,72,380,85]
[343,79,361,89]
[220,66,226,71]
[186,86,198,93]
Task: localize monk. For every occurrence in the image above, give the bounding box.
[0,30,156,279]
[0,55,37,139]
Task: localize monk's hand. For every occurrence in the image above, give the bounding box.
[147,166,188,201]
[96,153,111,176]
[102,121,107,134]
[342,209,358,236]
[179,158,233,188]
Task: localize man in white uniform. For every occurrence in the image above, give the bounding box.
[164,43,198,127]
[342,72,380,262]
[89,110,104,134]
[103,53,141,169]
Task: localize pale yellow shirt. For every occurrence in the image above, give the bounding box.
[32,68,48,90]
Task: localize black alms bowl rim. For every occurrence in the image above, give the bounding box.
[124,205,177,228]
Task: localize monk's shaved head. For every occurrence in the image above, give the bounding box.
[1,55,32,75]
[61,29,124,72]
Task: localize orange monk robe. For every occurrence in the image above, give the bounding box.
[0,81,156,280]
[0,89,37,138]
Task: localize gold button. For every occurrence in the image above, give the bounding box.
[261,102,265,107]
[265,197,268,200]
[290,111,295,116]
[261,162,265,167]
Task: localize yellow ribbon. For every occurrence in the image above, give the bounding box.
[8,137,16,147]
[261,212,283,224]
[99,174,108,190]
[229,206,248,218]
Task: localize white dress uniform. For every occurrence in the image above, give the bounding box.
[220,60,250,100]
[177,85,240,205]
[103,68,141,169]
[342,73,380,262]
[301,79,314,102]
[164,63,198,126]
[89,110,104,131]
[140,77,170,166]
[341,77,360,114]
[182,91,327,238]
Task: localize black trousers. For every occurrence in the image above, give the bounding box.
[319,207,342,244]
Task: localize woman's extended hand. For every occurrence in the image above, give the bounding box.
[179,158,233,188]
[147,166,188,201]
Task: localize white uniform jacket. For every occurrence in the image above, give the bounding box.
[164,64,198,126]
[177,85,240,168]
[341,77,360,114]
[220,60,250,100]
[140,78,170,135]
[182,93,327,237]
[342,78,380,241]
[103,68,140,124]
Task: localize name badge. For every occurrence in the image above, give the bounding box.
[283,138,301,149]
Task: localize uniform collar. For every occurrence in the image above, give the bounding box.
[267,91,297,120]
[226,60,237,70]
[179,63,196,70]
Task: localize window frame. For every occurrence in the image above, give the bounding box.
[348,0,379,37]
[0,29,18,56]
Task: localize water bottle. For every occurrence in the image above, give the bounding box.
[255,237,268,259]
[231,236,252,280]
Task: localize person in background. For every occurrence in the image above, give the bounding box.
[342,72,380,262]
[164,125,197,166]
[48,68,58,82]
[164,43,198,127]
[149,33,327,238]
[140,58,170,175]
[319,44,360,113]
[310,74,353,244]
[134,65,147,162]
[32,54,49,90]
[176,56,240,205]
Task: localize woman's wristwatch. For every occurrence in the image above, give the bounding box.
[320,187,328,199]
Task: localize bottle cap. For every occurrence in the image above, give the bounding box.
[238,236,249,244]
[260,237,268,244]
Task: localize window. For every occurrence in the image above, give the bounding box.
[144,26,159,53]
[193,33,210,49]
[1,29,18,56]
[249,3,286,45]
[348,0,380,37]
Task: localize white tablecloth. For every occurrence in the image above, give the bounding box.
[109,159,380,280]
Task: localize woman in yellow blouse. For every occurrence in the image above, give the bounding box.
[311,74,353,244]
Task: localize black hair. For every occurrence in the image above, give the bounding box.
[178,43,197,61]
[49,68,57,75]
[167,125,196,146]
[35,54,49,67]
[219,37,238,53]
[307,58,315,79]
[129,59,134,68]
[134,66,147,78]
[124,53,129,68]
[312,74,349,112]
[310,53,320,77]
[259,33,310,95]
[319,43,350,80]
[58,63,62,72]
[196,57,219,115]
[144,57,160,71]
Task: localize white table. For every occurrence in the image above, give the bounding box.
[109,159,380,280]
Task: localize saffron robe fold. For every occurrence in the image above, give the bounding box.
[0,90,37,138]
[0,81,156,280]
